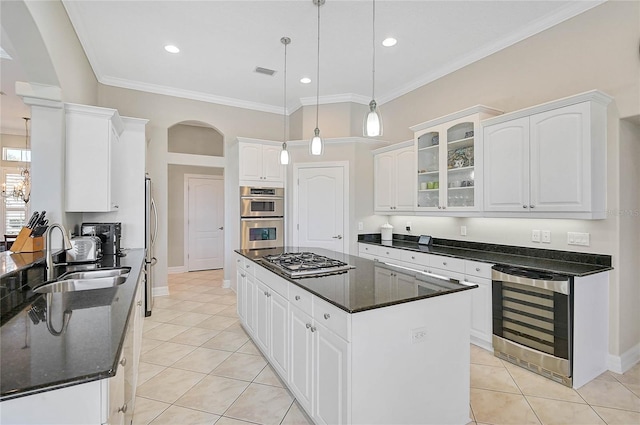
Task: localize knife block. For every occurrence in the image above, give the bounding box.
[10,227,44,253]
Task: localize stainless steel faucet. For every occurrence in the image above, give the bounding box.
[45,223,72,281]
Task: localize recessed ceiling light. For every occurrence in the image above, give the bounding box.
[382,38,397,47]
[300,77,311,84]
[164,45,180,54]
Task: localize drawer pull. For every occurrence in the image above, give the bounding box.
[411,256,415,260]
[475,267,481,272]
[306,323,312,329]
[118,404,128,414]
[324,313,330,320]
[442,262,447,266]
[295,295,301,301]
[119,357,127,367]
[246,264,251,268]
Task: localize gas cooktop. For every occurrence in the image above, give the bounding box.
[260,252,355,278]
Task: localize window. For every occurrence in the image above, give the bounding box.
[2,147,31,163]
[2,168,27,235]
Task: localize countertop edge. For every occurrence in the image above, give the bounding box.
[357,240,613,277]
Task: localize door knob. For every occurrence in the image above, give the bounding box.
[332,235,343,239]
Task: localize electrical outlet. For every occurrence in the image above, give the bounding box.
[568,232,590,246]
[358,222,363,231]
[542,230,551,243]
[531,229,541,243]
[411,327,427,344]
[460,225,467,236]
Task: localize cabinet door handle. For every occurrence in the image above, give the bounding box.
[310,326,317,332]
[267,293,271,298]
[264,291,268,296]
[529,205,535,209]
[324,313,330,320]
[119,357,127,367]
[295,295,301,301]
[241,273,246,278]
[464,278,468,282]
[438,206,442,209]
[523,205,528,209]
[306,323,312,329]
[113,205,119,209]
[137,301,142,306]
[118,404,128,414]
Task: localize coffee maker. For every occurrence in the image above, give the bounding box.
[81,222,122,256]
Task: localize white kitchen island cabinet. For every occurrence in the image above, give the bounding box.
[236,248,475,425]
[483,90,612,219]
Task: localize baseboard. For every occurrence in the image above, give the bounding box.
[153,286,170,297]
[168,266,187,274]
[607,342,640,374]
[222,279,231,289]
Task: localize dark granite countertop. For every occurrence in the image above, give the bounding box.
[236,247,476,314]
[358,234,612,277]
[0,249,145,401]
[0,250,46,279]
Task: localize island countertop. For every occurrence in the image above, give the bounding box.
[235,246,476,314]
[0,249,145,401]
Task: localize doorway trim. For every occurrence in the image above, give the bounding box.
[183,174,224,273]
[292,161,350,254]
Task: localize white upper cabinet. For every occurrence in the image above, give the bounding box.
[483,91,612,218]
[239,140,284,187]
[411,106,502,214]
[373,142,415,213]
[65,103,124,212]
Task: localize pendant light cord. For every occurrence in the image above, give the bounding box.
[283,39,288,146]
[372,0,376,101]
[315,0,321,129]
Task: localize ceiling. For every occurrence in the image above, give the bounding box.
[1,0,604,134]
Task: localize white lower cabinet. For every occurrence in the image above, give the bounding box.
[289,304,350,425]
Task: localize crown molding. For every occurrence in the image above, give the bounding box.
[299,93,370,107]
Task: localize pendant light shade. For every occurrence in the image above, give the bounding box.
[279,37,291,165]
[364,0,383,137]
[310,128,323,155]
[364,100,383,137]
[310,0,324,156]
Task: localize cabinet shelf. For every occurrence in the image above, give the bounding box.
[448,186,474,190]
[448,136,474,147]
[447,165,474,173]
[418,145,439,151]
[418,170,439,176]
[418,189,439,192]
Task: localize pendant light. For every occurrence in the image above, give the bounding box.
[279,37,291,165]
[364,0,383,137]
[310,0,324,156]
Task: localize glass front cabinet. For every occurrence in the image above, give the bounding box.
[412,106,502,213]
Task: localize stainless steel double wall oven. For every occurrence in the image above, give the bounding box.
[240,186,284,249]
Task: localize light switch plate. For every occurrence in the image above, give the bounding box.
[568,232,590,246]
[542,230,551,243]
[460,225,467,236]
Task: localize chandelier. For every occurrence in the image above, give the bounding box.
[2,117,31,203]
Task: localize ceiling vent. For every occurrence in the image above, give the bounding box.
[255,66,277,76]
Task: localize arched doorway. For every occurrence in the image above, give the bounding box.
[167,121,225,272]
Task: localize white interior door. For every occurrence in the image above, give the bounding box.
[187,176,224,271]
[295,164,347,253]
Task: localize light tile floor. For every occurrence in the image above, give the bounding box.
[133,270,640,425]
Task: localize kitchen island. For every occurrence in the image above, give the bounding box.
[0,249,145,425]
[235,247,477,425]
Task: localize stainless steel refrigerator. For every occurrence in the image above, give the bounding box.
[145,175,158,316]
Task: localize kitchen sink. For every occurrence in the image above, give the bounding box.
[58,267,131,280]
[34,276,127,294]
